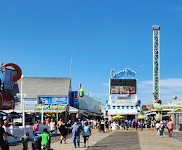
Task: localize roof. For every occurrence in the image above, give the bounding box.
[11,77,71,98]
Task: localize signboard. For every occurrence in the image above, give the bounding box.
[24,98,37,106]
[0,90,15,110]
[79,96,101,113]
[38,97,68,105]
[34,104,66,111]
[72,91,78,109]
[162,106,182,109]
[4,69,17,90]
[111,99,135,106]
[110,68,136,79]
[110,79,136,94]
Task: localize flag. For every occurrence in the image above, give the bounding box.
[4,69,17,90]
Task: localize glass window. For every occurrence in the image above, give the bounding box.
[127,106,129,109]
[113,106,115,109]
[108,105,111,109]
[118,106,120,109]
[131,106,133,109]
[122,106,124,109]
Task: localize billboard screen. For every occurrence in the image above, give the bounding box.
[110,79,136,94]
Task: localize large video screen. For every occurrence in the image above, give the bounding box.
[110,79,136,94]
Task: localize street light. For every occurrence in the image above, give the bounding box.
[20,75,25,129]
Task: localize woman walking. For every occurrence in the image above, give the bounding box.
[168,119,173,137]
[59,120,67,144]
[33,121,39,134]
[82,121,91,148]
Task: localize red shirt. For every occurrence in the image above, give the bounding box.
[45,119,50,125]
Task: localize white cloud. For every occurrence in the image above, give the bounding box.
[103,82,109,87]
[138,78,182,104]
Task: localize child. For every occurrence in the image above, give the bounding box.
[20,132,29,150]
[159,121,164,138]
[39,128,50,150]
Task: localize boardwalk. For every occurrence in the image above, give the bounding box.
[10,129,182,150]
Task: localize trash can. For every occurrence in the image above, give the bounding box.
[32,131,42,150]
[179,124,182,131]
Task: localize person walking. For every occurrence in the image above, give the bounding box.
[67,120,72,135]
[156,121,160,135]
[168,119,173,137]
[33,121,39,134]
[49,119,56,139]
[128,120,132,129]
[159,121,164,138]
[2,120,17,150]
[100,120,105,133]
[59,120,67,144]
[20,132,29,150]
[82,121,91,148]
[45,118,50,126]
[104,119,109,132]
[39,128,50,150]
[132,120,135,129]
[0,121,5,150]
[135,120,138,130]
[69,120,81,148]
[57,119,63,142]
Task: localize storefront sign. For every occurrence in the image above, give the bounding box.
[38,96,68,105]
[111,100,135,106]
[34,104,66,111]
[110,68,136,79]
[24,98,37,106]
[162,106,182,109]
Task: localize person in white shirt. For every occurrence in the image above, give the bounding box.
[156,121,160,135]
[49,119,56,139]
[2,120,17,150]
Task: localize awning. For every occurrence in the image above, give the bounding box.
[108,109,138,115]
[168,108,182,114]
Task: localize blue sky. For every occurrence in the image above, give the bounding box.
[0,0,182,105]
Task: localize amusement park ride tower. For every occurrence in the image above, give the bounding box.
[153,25,160,105]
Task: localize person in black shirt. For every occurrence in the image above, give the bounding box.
[0,121,5,150]
[59,120,67,144]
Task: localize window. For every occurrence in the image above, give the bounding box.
[118,106,120,109]
[108,105,111,109]
[127,106,129,109]
[113,106,115,109]
[131,106,133,109]
[122,106,124,109]
[136,106,138,109]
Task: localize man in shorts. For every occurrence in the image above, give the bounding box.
[49,119,56,139]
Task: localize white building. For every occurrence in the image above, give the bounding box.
[106,96,141,120]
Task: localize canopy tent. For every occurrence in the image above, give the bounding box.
[168,108,182,114]
[112,115,124,119]
[136,115,147,119]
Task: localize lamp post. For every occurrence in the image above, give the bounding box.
[20,75,25,129]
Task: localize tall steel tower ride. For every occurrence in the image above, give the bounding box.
[153,25,160,105]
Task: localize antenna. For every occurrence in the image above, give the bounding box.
[70,57,72,79]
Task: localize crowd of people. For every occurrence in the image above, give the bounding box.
[115,119,174,138]
[0,117,175,150]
